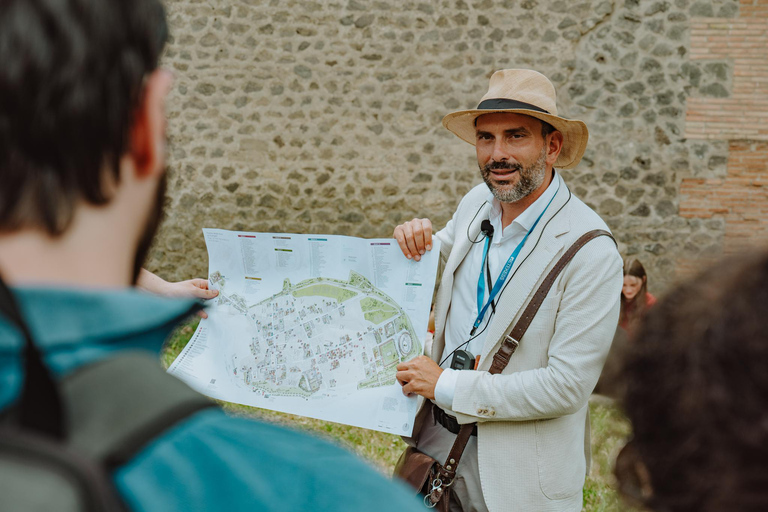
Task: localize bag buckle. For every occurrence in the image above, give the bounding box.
[424,472,454,508]
[504,334,520,352]
[503,334,519,352]
[491,335,519,371]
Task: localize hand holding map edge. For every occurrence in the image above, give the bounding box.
[137,269,219,318]
[394,218,433,261]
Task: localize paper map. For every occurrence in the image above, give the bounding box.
[168,229,440,435]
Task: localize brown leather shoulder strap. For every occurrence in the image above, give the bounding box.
[489,229,616,375]
[433,229,615,487]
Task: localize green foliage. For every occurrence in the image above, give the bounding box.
[163,319,638,508]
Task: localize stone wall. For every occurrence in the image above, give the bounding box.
[147,0,765,296]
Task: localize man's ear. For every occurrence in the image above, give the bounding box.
[129,69,174,178]
[545,130,564,167]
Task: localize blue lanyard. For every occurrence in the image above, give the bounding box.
[471,181,560,335]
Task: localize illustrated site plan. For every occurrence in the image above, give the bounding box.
[168,229,440,435]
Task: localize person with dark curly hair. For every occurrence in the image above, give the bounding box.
[615,252,768,511]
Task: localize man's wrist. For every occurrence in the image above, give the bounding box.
[136,269,175,296]
[433,368,458,410]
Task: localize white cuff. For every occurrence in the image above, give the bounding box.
[434,368,459,410]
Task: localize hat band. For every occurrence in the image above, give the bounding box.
[476,98,550,114]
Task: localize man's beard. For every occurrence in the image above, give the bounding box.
[131,172,167,284]
[480,147,548,203]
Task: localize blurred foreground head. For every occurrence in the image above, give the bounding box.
[0,0,170,280]
[617,252,768,511]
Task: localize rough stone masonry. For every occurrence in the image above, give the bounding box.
[148,0,765,296]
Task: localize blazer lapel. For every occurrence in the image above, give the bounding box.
[479,175,572,362]
[444,202,491,279]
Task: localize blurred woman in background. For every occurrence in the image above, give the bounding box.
[594,258,657,397]
[620,258,656,333]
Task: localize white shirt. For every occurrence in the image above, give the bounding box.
[434,172,561,410]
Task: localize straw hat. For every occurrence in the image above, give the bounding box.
[442,69,589,170]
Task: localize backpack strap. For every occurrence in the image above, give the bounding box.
[0,424,129,512]
[0,272,214,467]
[0,353,214,512]
[0,270,215,512]
[0,274,65,439]
[61,351,217,469]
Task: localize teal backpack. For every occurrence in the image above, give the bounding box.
[0,277,213,511]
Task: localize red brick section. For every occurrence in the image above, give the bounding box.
[678,2,768,277]
[685,6,768,140]
[740,0,768,18]
[680,141,768,252]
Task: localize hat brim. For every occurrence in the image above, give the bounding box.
[442,108,589,170]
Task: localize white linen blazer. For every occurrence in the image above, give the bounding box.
[411,174,623,512]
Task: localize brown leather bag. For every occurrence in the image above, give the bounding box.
[393,446,449,511]
[393,230,614,510]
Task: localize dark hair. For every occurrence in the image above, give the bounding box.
[620,258,649,329]
[616,251,768,511]
[539,120,556,139]
[0,0,168,235]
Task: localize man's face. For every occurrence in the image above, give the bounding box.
[475,113,550,204]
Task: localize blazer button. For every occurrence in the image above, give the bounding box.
[488,410,496,417]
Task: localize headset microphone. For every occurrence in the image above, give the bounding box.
[480,219,494,239]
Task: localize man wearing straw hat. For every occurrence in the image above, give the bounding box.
[394,69,623,511]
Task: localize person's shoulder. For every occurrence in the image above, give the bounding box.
[117,408,422,512]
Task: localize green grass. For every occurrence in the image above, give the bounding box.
[583,397,640,512]
[163,319,637,510]
[160,319,201,369]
